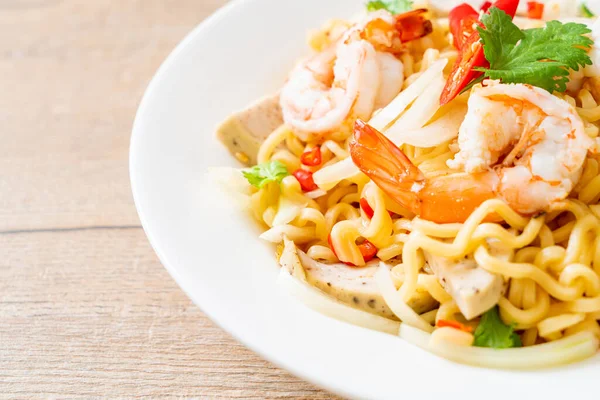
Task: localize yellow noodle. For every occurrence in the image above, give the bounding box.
[257,124,292,164]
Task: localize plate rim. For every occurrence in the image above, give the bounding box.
[128,1,359,398]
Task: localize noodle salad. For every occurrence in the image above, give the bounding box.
[215,0,600,368]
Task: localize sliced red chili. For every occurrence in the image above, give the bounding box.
[358,240,378,263]
[360,198,376,219]
[449,4,480,50]
[328,234,379,266]
[300,146,322,167]
[440,0,520,105]
[527,1,544,19]
[293,169,318,192]
[360,198,394,220]
[437,319,474,333]
[440,32,488,105]
[494,0,520,18]
[328,234,353,266]
[480,1,493,12]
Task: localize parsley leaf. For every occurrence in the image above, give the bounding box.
[475,7,593,93]
[460,75,485,95]
[473,306,522,349]
[582,3,595,18]
[242,161,289,189]
[366,0,413,14]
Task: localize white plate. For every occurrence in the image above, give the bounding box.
[130,1,600,398]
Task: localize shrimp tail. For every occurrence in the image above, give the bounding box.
[350,120,424,214]
[395,9,434,43]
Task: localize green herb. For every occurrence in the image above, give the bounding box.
[366,0,413,14]
[475,7,593,93]
[460,75,485,95]
[582,3,595,18]
[242,161,289,189]
[473,306,522,349]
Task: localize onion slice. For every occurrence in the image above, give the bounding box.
[369,58,448,132]
[313,157,361,190]
[388,103,468,148]
[386,74,446,133]
[260,225,316,244]
[305,188,328,199]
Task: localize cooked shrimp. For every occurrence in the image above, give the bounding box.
[280,10,431,140]
[280,40,380,140]
[350,120,497,223]
[350,82,593,223]
[375,52,404,110]
[448,82,591,214]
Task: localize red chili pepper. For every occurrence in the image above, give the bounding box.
[293,169,318,192]
[440,32,488,106]
[527,1,544,19]
[360,198,376,219]
[328,234,353,266]
[360,198,394,220]
[449,4,480,50]
[440,0,520,105]
[437,320,474,333]
[328,234,378,266]
[359,240,378,262]
[300,146,322,167]
[493,0,520,17]
[480,1,493,12]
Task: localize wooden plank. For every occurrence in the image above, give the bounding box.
[0,229,337,398]
[0,0,339,397]
[0,0,225,230]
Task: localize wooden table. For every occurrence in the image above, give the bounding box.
[0,1,337,397]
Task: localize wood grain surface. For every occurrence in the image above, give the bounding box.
[0,1,339,398]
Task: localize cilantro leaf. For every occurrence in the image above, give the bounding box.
[460,75,485,95]
[366,0,413,14]
[242,161,289,189]
[582,3,595,18]
[473,306,522,349]
[475,7,593,93]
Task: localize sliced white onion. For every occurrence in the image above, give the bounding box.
[313,158,360,190]
[260,225,315,244]
[399,324,599,369]
[305,189,328,199]
[277,268,401,335]
[388,103,467,148]
[375,263,435,333]
[272,196,306,226]
[369,59,448,132]
[386,74,446,134]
